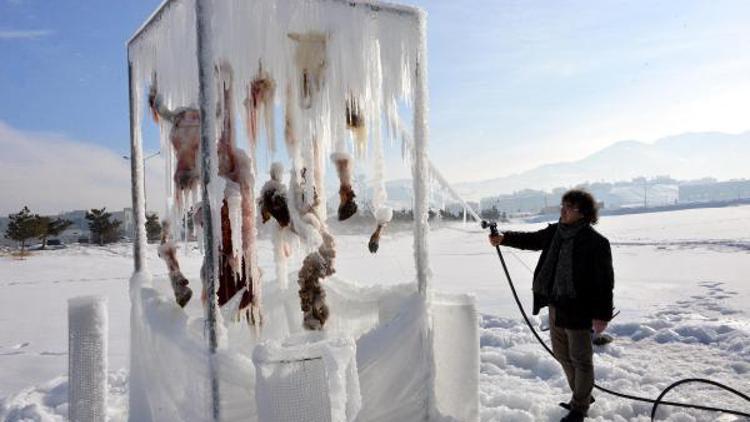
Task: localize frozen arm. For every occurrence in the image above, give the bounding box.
[148,84,179,123]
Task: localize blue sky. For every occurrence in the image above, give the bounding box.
[0,1,154,149]
[1,0,750,214]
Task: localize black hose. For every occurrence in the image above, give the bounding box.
[491,243,750,421]
[650,378,750,421]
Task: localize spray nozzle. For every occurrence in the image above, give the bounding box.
[481,220,499,236]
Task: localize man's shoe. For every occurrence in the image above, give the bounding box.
[560,409,585,422]
[558,396,595,410]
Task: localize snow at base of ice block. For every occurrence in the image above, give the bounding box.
[0,371,129,422]
[128,268,478,422]
[355,293,429,421]
[251,288,479,422]
[355,292,480,422]
[227,273,417,351]
[254,334,360,422]
[431,293,480,421]
[128,275,254,422]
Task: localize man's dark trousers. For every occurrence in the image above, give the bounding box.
[549,305,594,414]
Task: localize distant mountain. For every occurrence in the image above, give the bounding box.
[343,131,749,211]
[451,131,750,200]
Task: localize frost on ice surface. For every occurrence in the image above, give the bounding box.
[0,371,130,422]
[129,0,423,318]
[67,296,108,422]
[253,334,360,422]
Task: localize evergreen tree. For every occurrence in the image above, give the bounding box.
[146,213,162,243]
[86,208,122,245]
[4,206,44,253]
[37,217,73,249]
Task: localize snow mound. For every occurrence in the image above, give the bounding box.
[479,280,750,421]
[0,371,128,422]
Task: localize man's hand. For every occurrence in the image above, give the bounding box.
[489,233,503,247]
[593,319,608,334]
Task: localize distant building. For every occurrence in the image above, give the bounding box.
[480,189,556,216]
[55,210,90,244]
[679,180,750,203]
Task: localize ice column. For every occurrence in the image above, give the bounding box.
[68,296,108,422]
[413,10,431,295]
[128,60,147,273]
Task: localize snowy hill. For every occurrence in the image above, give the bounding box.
[451,131,750,200]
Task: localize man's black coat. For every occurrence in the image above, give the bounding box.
[501,223,614,329]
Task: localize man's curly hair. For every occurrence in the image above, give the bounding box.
[562,189,599,225]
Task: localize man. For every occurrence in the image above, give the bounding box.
[489,189,614,422]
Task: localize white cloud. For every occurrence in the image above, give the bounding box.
[0,121,165,216]
[0,30,52,40]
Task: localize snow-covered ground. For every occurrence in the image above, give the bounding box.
[1,205,749,421]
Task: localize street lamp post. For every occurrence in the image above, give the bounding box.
[123,150,160,216]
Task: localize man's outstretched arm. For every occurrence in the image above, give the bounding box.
[489,224,555,251]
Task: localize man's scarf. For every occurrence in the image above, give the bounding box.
[532,220,587,300]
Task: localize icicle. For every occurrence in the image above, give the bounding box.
[300,138,319,214]
[243,62,276,156]
[313,136,326,220]
[272,225,290,290]
[288,31,327,110]
[215,63,261,325]
[193,202,205,254]
[346,96,367,157]
[369,74,391,253]
[182,207,188,257]
[284,84,301,166]
[129,0,427,332]
[226,184,242,262]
